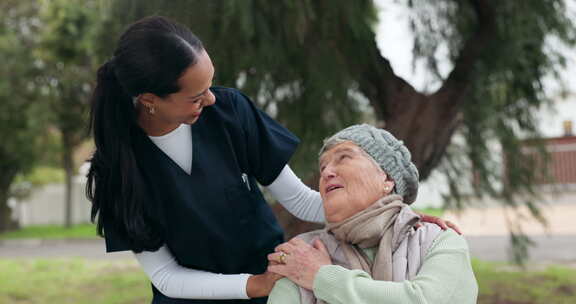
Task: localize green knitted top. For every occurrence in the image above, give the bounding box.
[267,229,478,304]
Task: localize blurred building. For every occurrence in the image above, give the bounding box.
[525,120,576,204]
[10,166,92,227]
[534,121,576,185]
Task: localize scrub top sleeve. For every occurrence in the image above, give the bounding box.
[103,216,132,252]
[233,90,300,186]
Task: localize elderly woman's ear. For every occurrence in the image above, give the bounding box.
[383,181,395,195]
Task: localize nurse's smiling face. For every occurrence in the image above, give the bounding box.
[139,50,216,135]
[158,50,216,125]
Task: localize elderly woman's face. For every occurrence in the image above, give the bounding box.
[319,141,390,222]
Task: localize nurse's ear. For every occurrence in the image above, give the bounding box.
[139,93,160,115]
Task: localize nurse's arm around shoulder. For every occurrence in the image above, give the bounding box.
[266,165,325,223]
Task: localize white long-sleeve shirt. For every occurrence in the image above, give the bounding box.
[135,124,324,300]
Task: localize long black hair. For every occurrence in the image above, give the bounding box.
[86,16,204,252]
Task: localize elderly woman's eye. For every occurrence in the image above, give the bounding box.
[340,154,350,160]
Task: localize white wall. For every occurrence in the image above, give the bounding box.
[11,177,92,227]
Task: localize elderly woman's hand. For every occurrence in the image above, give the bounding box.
[267,237,332,290]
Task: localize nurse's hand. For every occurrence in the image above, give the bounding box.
[417,212,462,234]
[246,270,283,298]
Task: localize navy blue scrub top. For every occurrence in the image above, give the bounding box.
[103,87,300,304]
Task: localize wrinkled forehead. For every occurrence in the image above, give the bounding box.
[319,141,363,165]
[319,141,388,177]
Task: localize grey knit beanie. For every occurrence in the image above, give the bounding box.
[319,124,419,204]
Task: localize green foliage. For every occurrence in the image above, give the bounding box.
[38,0,98,64]
[36,0,100,148]
[0,0,48,178]
[0,223,97,240]
[15,166,66,187]
[35,129,65,168]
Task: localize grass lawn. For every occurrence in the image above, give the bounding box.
[473,259,576,304]
[0,224,98,240]
[0,258,574,303]
[0,259,151,304]
[414,207,444,217]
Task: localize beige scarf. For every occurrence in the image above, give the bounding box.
[296,194,442,304]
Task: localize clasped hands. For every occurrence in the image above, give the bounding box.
[246,237,330,298]
[267,237,332,291]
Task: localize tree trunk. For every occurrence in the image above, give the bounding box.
[361,70,465,180]
[0,169,17,233]
[62,131,75,228]
[0,189,12,233]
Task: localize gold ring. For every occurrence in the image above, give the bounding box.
[279,251,287,264]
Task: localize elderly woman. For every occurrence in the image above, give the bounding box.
[266,124,478,304]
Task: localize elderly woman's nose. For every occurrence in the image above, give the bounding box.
[321,166,337,180]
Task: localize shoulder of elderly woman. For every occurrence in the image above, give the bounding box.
[267,277,300,304]
[428,227,470,251]
[430,229,472,263]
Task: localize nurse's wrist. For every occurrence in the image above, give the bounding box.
[246,274,264,298]
[246,272,280,298]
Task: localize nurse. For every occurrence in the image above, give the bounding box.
[86,16,456,304]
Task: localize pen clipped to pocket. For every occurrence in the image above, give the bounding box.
[241,173,251,191]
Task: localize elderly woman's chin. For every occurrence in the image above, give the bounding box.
[322,194,366,223]
[320,193,342,222]
[321,181,387,223]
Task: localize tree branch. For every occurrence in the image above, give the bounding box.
[436,0,497,100]
[357,36,421,122]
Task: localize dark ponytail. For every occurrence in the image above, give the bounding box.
[87,16,204,252]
